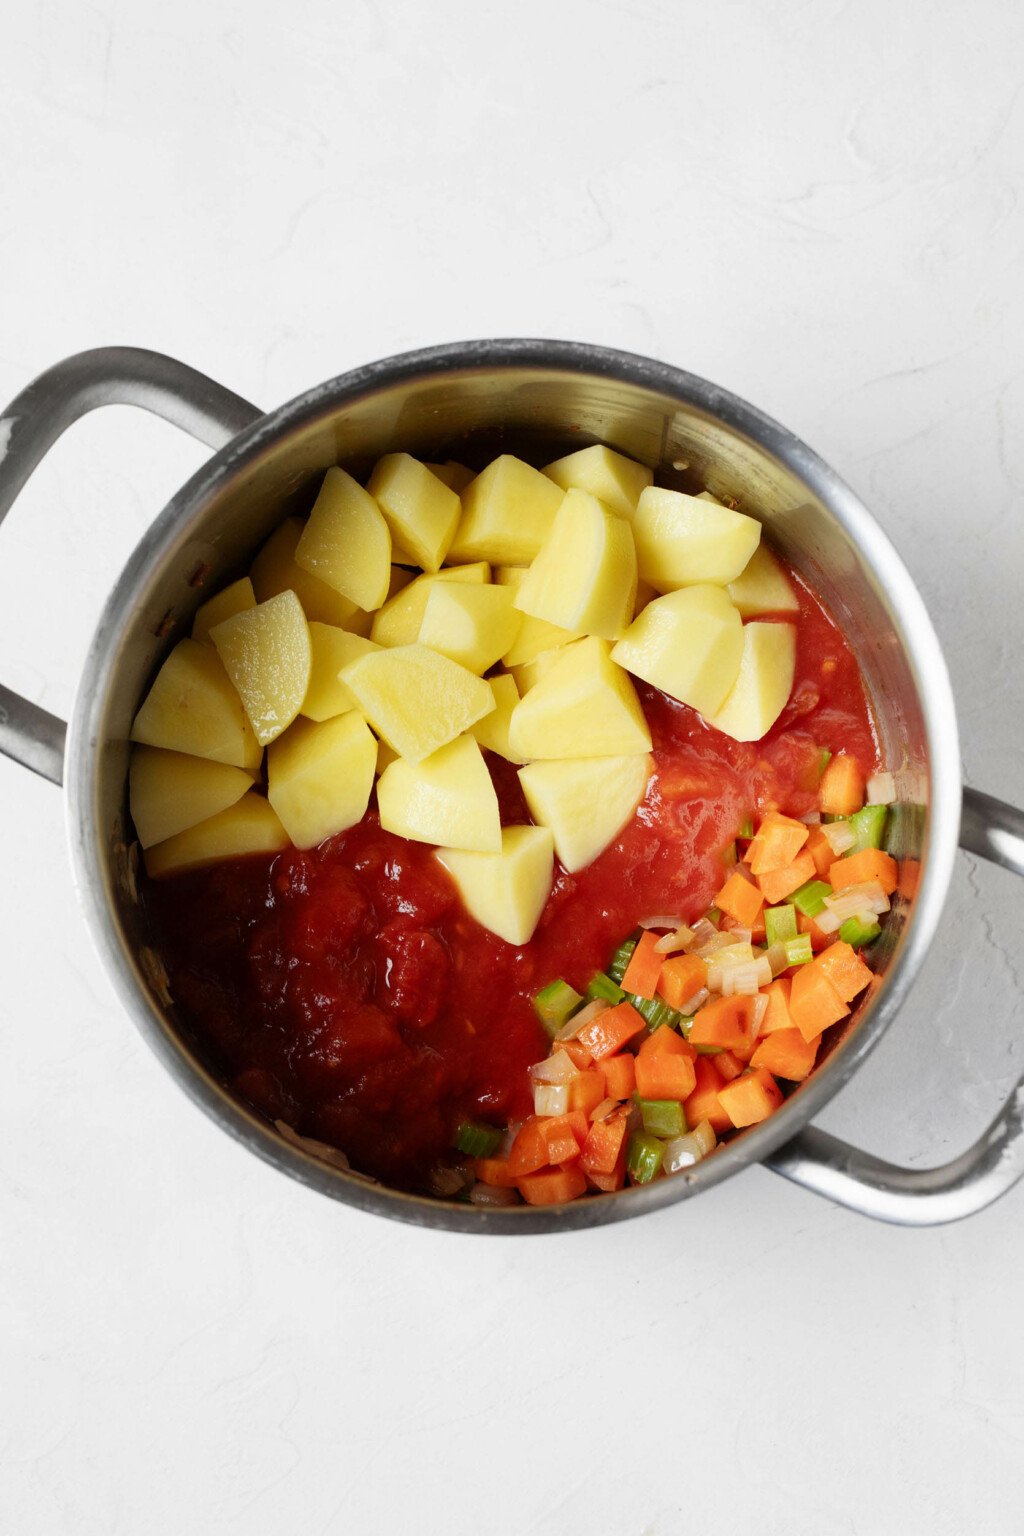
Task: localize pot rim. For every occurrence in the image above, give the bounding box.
[64,338,962,1233]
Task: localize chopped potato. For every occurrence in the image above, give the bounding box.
[378,734,501,852]
[611,585,744,718]
[708,621,797,741]
[192,577,255,644]
[250,515,370,633]
[435,825,554,946]
[508,640,576,697]
[367,453,461,572]
[448,455,564,564]
[211,590,312,747]
[417,583,521,674]
[301,624,379,721]
[726,543,799,616]
[144,792,288,878]
[129,746,253,849]
[340,643,494,763]
[370,563,490,647]
[542,443,652,519]
[295,467,392,611]
[633,487,761,589]
[518,753,654,872]
[508,636,651,760]
[514,488,637,641]
[130,638,262,773]
[495,565,578,666]
[424,461,474,493]
[471,673,525,763]
[267,712,377,849]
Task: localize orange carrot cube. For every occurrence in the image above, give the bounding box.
[819,754,865,817]
[600,1053,636,1100]
[586,1151,628,1192]
[805,826,835,879]
[684,1057,733,1133]
[566,1068,608,1117]
[757,849,817,905]
[713,1049,745,1082]
[750,1027,820,1081]
[718,1067,784,1127]
[517,1164,588,1205]
[789,961,849,1042]
[815,940,875,1003]
[746,812,809,875]
[574,1000,645,1060]
[715,871,765,928]
[828,848,898,897]
[475,1157,518,1188]
[507,1117,550,1177]
[634,1037,697,1101]
[688,994,759,1051]
[539,1112,587,1165]
[620,930,664,1000]
[580,1111,629,1175]
[560,1039,594,1070]
[657,952,708,1011]
[760,977,794,1035]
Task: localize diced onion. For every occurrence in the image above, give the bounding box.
[431,1164,472,1197]
[752,992,770,1032]
[663,1123,716,1174]
[639,914,684,930]
[823,821,857,856]
[800,810,822,825]
[560,998,608,1039]
[679,986,709,1015]
[815,909,841,934]
[722,957,771,996]
[654,925,695,954]
[688,917,719,950]
[765,941,790,976]
[534,1082,569,1116]
[469,1182,519,1206]
[590,1097,619,1122]
[530,1049,580,1083]
[866,772,896,805]
[823,882,890,925]
[691,1119,718,1157]
[727,926,753,944]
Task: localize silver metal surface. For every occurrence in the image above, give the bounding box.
[5,337,1019,1231]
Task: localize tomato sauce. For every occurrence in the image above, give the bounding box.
[143,571,876,1193]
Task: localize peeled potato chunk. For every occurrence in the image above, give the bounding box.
[130,638,262,773]
[418,583,521,674]
[448,455,564,565]
[518,753,654,873]
[514,488,637,641]
[211,590,312,747]
[378,734,501,852]
[542,444,653,520]
[370,563,490,647]
[192,577,256,644]
[367,453,461,572]
[145,791,288,878]
[495,565,578,666]
[340,643,494,763]
[435,825,554,946]
[301,624,380,722]
[708,621,797,742]
[633,487,761,590]
[508,636,651,760]
[129,746,253,849]
[726,542,799,617]
[471,673,525,763]
[267,712,377,849]
[508,641,575,697]
[424,460,474,493]
[611,585,744,719]
[295,467,392,612]
[250,516,370,633]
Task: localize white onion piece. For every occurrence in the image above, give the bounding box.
[728,927,753,944]
[800,810,822,825]
[866,772,896,805]
[534,1082,569,1116]
[679,986,709,1015]
[765,942,790,976]
[530,1049,580,1084]
[691,1118,718,1157]
[562,998,608,1038]
[431,1164,473,1197]
[688,917,719,949]
[752,992,770,1032]
[590,1097,619,1122]
[639,914,684,930]
[469,1182,519,1206]
[823,821,857,856]
[655,925,695,954]
[815,909,842,934]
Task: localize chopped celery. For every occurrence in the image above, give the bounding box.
[721,840,738,867]
[607,936,637,983]
[847,803,889,853]
[704,906,722,928]
[587,972,626,1006]
[817,748,832,777]
[738,817,754,839]
[637,1098,686,1138]
[533,978,583,1037]
[792,879,832,917]
[764,903,798,946]
[783,934,813,966]
[454,1120,503,1158]
[626,1130,665,1185]
[627,994,682,1032]
[839,915,881,948]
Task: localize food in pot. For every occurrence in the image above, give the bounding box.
[130,442,901,1200]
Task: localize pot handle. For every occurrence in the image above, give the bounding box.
[766,786,1024,1224]
[0,348,263,785]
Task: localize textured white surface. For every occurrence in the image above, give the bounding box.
[2,2,1024,1532]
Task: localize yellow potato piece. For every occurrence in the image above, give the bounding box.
[611,585,744,719]
[508,636,651,760]
[435,825,554,946]
[211,590,312,747]
[542,444,653,520]
[267,712,377,849]
[708,621,797,742]
[370,563,490,647]
[633,487,761,589]
[295,467,392,612]
[495,566,578,666]
[514,488,637,641]
[340,643,494,763]
[251,516,371,632]
[301,624,380,722]
[471,674,526,763]
[424,461,475,493]
[129,746,254,849]
[375,737,400,774]
[448,455,564,565]
[377,735,501,852]
[508,640,576,697]
[633,577,658,617]
[418,583,521,674]
[130,638,262,773]
[518,754,653,873]
[726,543,799,617]
[144,791,288,878]
[367,453,461,573]
[192,577,256,644]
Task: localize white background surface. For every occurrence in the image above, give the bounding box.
[3,2,1023,1532]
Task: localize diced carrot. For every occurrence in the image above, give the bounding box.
[750,1027,820,1081]
[575,1000,645,1060]
[684,1057,733,1134]
[713,1049,745,1082]
[797,910,831,952]
[620,930,664,1000]
[560,1039,594,1070]
[517,1164,588,1205]
[757,849,817,905]
[718,1067,784,1127]
[805,825,834,879]
[634,1034,697,1100]
[566,1068,607,1116]
[898,858,920,900]
[745,812,809,875]
[600,1053,636,1100]
[819,753,865,817]
[507,1117,550,1177]
[760,977,794,1035]
[688,994,759,1051]
[657,952,709,1011]
[539,1112,588,1165]
[789,961,849,1042]
[715,870,765,928]
[586,1150,627,1193]
[814,940,874,1003]
[828,848,898,897]
[640,1025,697,1060]
[580,1111,629,1175]
[730,1031,758,1063]
[475,1156,518,1188]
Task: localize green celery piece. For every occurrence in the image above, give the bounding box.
[783,934,814,966]
[454,1120,503,1158]
[764,903,798,946]
[847,803,889,854]
[738,817,754,839]
[817,748,833,777]
[792,879,832,917]
[587,972,626,1006]
[637,1098,686,1138]
[607,936,638,984]
[627,994,682,1032]
[533,978,583,1037]
[704,906,722,928]
[626,1130,665,1185]
[839,915,881,949]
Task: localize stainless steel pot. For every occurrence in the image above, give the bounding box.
[3,340,1022,1232]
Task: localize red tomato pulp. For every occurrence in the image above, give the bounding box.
[144,572,876,1192]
